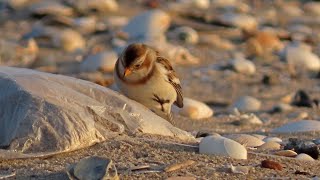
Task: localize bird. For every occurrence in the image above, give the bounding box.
[114,43,183,124]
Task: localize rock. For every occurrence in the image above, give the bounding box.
[199,136,247,159]
[29,1,74,17]
[229,164,249,175]
[261,160,283,171]
[80,51,118,73]
[263,137,282,143]
[296,153,315,161]
[170,26,199,44]
[262,73,280,86]
[172,97,213,120]
[224,134,265,147]
[272,120,320,134]
[231,113,263,126]
[284,138,319,159]
[218,13,257,32]
[271,103,293,113]
[284,43,320,72]
[67,156,118,180]
[69,0,119,13]
[274,150,298,157]
[291,90,316,108]
[0,67,194,159]
[53,29,86,52]
[257,141,281,150]
[230,58,256,75]
[122,9,170,42]
[231,96,261,112]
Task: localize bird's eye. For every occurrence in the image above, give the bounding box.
[134,64,141,69]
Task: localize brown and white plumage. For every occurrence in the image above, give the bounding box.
[114,43,183,123]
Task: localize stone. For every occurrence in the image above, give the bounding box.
[231,113,263,126]
[296,153,314,161]
[231,96,261,112]
[261,160,283,171]
[171,26,199,44]
[79,51,118,73]
[53,29,86,52]
[230,58,256,75]
[272,120,320,134]
[224,134,265,147]
[271,103,293,113]
[218,12,257,32]
[199,136,247,159]
[284,138,319,159]
[0,67,194,159]
[68,156,118,180]
[172,97,213,120]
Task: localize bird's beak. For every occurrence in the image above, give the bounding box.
[124,68,132,77]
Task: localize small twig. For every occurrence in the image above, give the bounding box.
[164,160,196,172]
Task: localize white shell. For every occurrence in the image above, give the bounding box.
[284,44,320,71]
[257,141,281,150]
[296,153,315,161]
[199,136,247,159]
[263,137,282,143]
[224,134,265,147]
[80,51,118,73]
[171,26,199,44]
[173,97,213,120]
[251,134,267,140]
[123,10,170,42]
[230,96,261,112]
[218,13,257,31]
[53,29,85,52]
[274,150,297,157]
[230,58,256,75]
[272,120,320,134]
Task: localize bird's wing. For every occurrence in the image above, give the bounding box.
[156,56,183,108]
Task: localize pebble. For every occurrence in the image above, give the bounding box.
[232,113,263,126]
[231,96,261,112]
[199,136,247,159]
[172,97,213,120]
[284,43,320,72]
[229,164,249,175]
[263,137,282,143]
[29,1,74,17]
[261,160,283,171]
[252,134,267,140]
[284,138,319,159]
[272,120,320,134]
[230,58,256,75]
[122,9,170,42]
[224,134,265,147]
[271,103,293,113]
[218,12,257,32]
[291,90,315,108]
[274,150,298,157]
[79,51,118,73]
[68,156,118,180]
[53,29,86,52]
[171,26,199,44]
[296,153,315,161]
[257,141,281,150]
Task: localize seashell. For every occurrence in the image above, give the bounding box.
[224,134,265,147]
[251,134,267,140]
[263,137,282,143]
[80,51,118,73]
[229,164,249,175]
[53,29,86,52]
[172,97,213,120]
[70,0,119,13]
[230,96,261,112]
[170,26,199,44]
[218,13,257,32]
[199,136,247,159]
[230,58,256,75]
[67,156,119,180]
[261,160,283,171]
[283,43,320,72]
[274,150,297,157]
[122,10,170,42]
[29,1,74,17]
[257,141,281,150]
[272,120,320,134]
[232,113,263,126]
[296,153,315,161]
